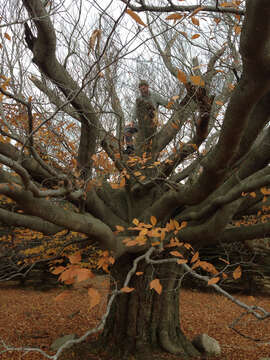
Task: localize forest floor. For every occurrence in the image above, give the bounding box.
[0,278,270,360]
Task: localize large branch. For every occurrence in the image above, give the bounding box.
[178,126,270,222]
[181,0,270,203]
[121,1,245,15]
[22,0,99,173]
[0,183,118,252]
[30,76,81,122]
[0,207,62,234]
[219,222,270,244]
[0,142,52,182]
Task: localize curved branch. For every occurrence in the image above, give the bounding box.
[22,0,99,173]
[0,207,62,234]
[182,1,270,203]
[121,1,245,16]
[0,184,117,252]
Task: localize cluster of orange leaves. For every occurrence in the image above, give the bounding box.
[114,217,242,295]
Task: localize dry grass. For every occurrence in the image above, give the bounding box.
[0,279,270,359]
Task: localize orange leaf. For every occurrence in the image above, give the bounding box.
[190,75,205,87]
[136,272,144,276]
[192,260,201,269]
[126,9,147,27]
[215,100,224,106]
[177,69,187,84]
[51,266,65,275]
[119,176,126,188]
[116,225,125,232]
[170,251,183,258]
[165,13,184,22]
[133,218,139,226]
[139,228,148,236]
[220,2,235,7]
[191,34,200,39]
[121,286,135,293]
[199,261,218,275]
[233,266,242,280]
[89,29,101,52]
[59,268,76,284]
[191,17,200,26]
[261,187,270,195]
[76,268,94,282]
[177,259,188,264]
[4,33,11,40]
[68,252,81,264]
[88,288,101,310]
[234,25,241,35]
[150,278,162,295]
[208,277,220,285]
[190,251,199,263]
[150,216,157,226]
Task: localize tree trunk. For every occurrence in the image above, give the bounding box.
[101,254,201,359]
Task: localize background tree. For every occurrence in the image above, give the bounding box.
[1,0,270,359]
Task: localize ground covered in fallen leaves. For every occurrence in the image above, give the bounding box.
[0,279,270,360]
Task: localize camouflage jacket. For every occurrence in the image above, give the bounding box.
[131,91,169,125]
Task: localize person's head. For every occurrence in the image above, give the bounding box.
[139,80,149,97]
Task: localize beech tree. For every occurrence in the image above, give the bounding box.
[1,0,270,359]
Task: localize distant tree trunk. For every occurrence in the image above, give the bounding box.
[101,254,200,359]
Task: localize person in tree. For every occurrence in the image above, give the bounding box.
[124,79,172,154]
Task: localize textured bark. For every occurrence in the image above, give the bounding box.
[102,256,200,359]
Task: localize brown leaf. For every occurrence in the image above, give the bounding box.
[208,277,220,285]
[191,17,200,26]
[76,269,94,283]
[116,225,125,232]
[51,266,65,275]
[177,69,187,84]
[177,259,188,264]
[150,279,162,295]
[150,216,157,227]
[88,288,101,310]
[121,286,135,293]
[89,29,101,53]
[165,13,184,23]
[170,251,183,258]
[126,9,147,27]
[68,252,81,264]
[190,251,199,263]
[190,75,205,87]
[4,33,11,40]
[233,266,242,280]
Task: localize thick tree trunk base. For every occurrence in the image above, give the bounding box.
[59,254,201,360]
[100,254,201,359]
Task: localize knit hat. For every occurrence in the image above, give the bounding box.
[139,80,149,87]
